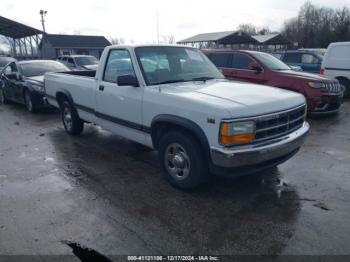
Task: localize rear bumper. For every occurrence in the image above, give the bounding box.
[210,122,309,175]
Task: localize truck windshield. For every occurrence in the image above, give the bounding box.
[135,46,225,85]
[254,52,291,71]
[20,61,69,77]
[75,56,98,66]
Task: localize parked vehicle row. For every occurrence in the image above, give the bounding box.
[1,42,347,189]
[204,49,344,114]
[44,45,310,189]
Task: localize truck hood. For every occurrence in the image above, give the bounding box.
[277,69,332,81]
[160,80,305,118]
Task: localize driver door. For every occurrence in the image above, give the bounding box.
[2,62,19,101]
[95,49,145,144]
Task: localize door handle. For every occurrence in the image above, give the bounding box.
[99,85,104,91]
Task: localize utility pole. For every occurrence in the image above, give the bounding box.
[156,11,159,44]
[39,10,47,33]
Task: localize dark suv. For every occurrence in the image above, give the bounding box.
[204,50,343,114]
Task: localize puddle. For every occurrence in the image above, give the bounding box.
[64,241,113,262]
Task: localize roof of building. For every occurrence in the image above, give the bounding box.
[0,16,43,39]
[43,34,111,48]
[178,31,236,43]
[252,34,289,44]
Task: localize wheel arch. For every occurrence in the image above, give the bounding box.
[151,114,211,161]
[55,89,74,107]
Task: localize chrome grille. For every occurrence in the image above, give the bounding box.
[254,105,306,142]
[326,82,342,93]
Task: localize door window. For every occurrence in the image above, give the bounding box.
[283,53,301,63]
[301,54,320,64]
[4,63,18,75]
[232,53,254,70]
[208,53,230,67]
[103,49,135,83]
[67,58,75,66]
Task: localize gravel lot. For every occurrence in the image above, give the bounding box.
[0,101,349,260]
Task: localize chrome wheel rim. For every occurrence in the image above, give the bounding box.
[165,143,190,180]
[63,107,72,131]
[25,92,33,111]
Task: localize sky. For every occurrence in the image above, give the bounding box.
[0,0,348,46]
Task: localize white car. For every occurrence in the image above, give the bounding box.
[321,42,350,98]
[57,55,99,71]
[45,45,309,189]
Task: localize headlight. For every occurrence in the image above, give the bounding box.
[308,82,326,89]
[220,121,255,145]
[30,83,45,93]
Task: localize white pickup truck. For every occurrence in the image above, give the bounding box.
[45,45,309,189]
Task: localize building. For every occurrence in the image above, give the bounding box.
[0,15,43,59]
[251,34,290,51]
[178,30,290,51]
[178,30,258,49]
[40,34,111,59]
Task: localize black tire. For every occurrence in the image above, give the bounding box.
[158,130,209,190]
[339,78,350,98]
[24,90,37,113]
[0,88,9,105]
[60,100,84,136]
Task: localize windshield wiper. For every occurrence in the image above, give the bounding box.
[153,79,186,85]
[191,77,217,81]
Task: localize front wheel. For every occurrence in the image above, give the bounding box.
[158,130,209,190]
[339,78,350,98]
[60,100,84,136]
[24,90,37,113]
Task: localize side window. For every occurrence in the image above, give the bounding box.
[232,53,254,70]
[302,54,319,64]
[283,53,301,63]
[67,58,75,65]
[208,53,230,67]
[103,49,135,83]
[62,57,67,62]
[4,63,18,75]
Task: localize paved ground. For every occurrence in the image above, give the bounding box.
[0,101,350,260]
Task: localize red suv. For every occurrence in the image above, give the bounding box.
[204,50,343,114]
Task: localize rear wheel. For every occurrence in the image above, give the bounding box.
[60,100,84,136]
[339,78,350,98]
[24,90,36,113]
[158,130,209,190]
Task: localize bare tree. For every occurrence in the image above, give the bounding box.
[281,1,350,48]
[238,24,258,35]
[162,35,176,44]
[109,37,126,45]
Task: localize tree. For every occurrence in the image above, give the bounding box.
[238,23,258,35]
[162,35,176,44]
[281,1,350,48]
[109,37,125,45]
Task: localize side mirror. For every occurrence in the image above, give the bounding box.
[7,73,21,81]
[249,62,263,74]
[117,74,139,87]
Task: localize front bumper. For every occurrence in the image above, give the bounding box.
[210,122,309,170]
[311,94,343,115]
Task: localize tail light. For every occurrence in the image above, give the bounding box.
[320,67,325,75]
